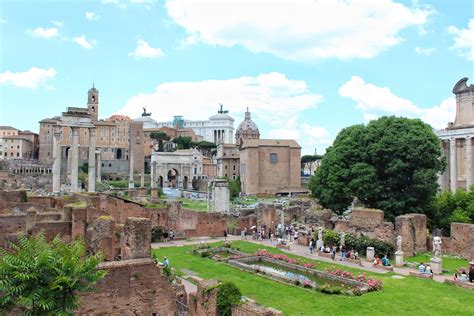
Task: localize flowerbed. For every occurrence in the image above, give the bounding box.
[324,268,383,292]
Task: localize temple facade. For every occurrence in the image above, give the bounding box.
[436,77,474,191]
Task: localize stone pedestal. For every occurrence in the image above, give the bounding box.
[316,240,324,251]
[395,250,404,267]
[366,247,375,262]
[137,187,147,197]
[430,258,442,275]
[150,188,158,198]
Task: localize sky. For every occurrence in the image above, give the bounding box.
[0,0,473,155]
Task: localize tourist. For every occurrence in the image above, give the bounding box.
[332,246,337,260]
[268,228,272,240]
[469,265,474,283]
[346,250,352,259]
[353,251,359,260]
[424,264,432,275]
[460,270,469,282]
[164,256,170,268]
[169,229,174,241]
[163,231,169,242]
[270,233,275,246]
[243,227,248,240]
[324,246,331,253]
[453,272,459,281]
[419,262,425,273]
[373,256,381,266]
[309,238,315,254]
[381,255,391,266]
[294,230,298,243]
[224,230,228,242]
[340,245,347,261]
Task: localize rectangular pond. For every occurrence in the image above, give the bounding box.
[228,256,369,295]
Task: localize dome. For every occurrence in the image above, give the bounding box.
[235,108,260,145]
[134,107,158,128]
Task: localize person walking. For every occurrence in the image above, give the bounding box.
[332,245,337,260]
[340,245,347,261]
[224,230,228,242]
[309,238,315,254]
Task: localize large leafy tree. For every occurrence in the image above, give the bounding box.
[0,234,106,315]
[310,116,445,221]
[172,136,193,150]
[430,188,474,235]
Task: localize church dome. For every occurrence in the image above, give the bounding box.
[235,108,260,145]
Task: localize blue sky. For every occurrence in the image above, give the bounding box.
[0,0,473,154]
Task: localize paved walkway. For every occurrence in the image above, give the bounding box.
[152,236,452,283]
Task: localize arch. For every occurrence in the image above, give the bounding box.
[183,176,189,190]
[158,175,163,188]
[116,148,123,160]
[167,168,179,188]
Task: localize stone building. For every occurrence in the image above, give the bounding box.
[235,108,260,146]
[139,105,235,144]
[38,86,144,175]
[216,143,240,180]
[0,127,38,160]
[240,139,302,195]
[436,77,474,191]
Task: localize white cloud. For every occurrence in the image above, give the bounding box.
[415,47,435,55]
[128,40,165,59]
[0,18,7,24]
[29,27,59,39]
[85,12,100,21]
[51,20,64,27]
[117,72,325,152]
[338,76,455,129]
[448,19,474,61]
[0,67,56,89]
[74,35,97,49]
[165,0,430,61]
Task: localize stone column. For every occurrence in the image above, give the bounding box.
[128,151,134,189]
[88,128,96,193]
[150,158,156,189]
[70,127,79,192]
[96,150,101,182]
[450,138,457,192]
[52,126,61,193]
[366,247,375,262]
[466,136,472,189]
[140,171,145,187]
[395,251,404,267]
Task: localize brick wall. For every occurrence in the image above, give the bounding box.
[441,223,474,259]
[0,214,26,246]
[77,259,177,315]
[395,214,427,256]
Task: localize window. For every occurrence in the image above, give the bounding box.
[17,153,19,157]
[47,152,50,157]
[225,165,227,170]
[233,165,236,171]
[108,163,112,167]
[17,145,19,149]
[270,153,278,164]
[101,163,105,167]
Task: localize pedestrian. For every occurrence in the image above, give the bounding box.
[163,230,169,242]
[309,238,314,254]
[340,245,347,261]
[224,230,228,242]
[169,229,174,241]
[164,256,170,268]
[244,227,248,240]
[332,245,337,260]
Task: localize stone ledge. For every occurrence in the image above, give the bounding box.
[276,243,290,251]
[98,258,155,269]
[444,279,474,290]
[409,271,433,279]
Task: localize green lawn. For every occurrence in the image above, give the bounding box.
[177,198,208,212]
[404,253,469,274]
[153,241,474,316]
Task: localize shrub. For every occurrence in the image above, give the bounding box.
[322,230,395,257]
[216,282,241,316]
[151,226,164,243]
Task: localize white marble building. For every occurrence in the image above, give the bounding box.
[137,105,235,144]
[436,77,474,191]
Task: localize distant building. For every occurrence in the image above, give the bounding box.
[38,86,144,174]
[436,77,474,191]
[0,127,38,160]
[137,105,235,144]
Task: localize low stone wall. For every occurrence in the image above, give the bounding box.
[440,223,474,259]
[232,301,283,316]
[444,279,474,290]
[77,258,178,315]
[0,214,26,246]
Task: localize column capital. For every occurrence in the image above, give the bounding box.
[89,127,97,137]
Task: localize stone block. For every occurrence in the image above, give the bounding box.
[395,213,427,256]
[366,247,375,262]
[122,217,151,260]
[395,251,404,267]
[430,258,442,275]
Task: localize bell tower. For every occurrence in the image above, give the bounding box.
[87,83,99,122]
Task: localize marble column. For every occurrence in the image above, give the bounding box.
[128,151,134,189]
[96,150,101,182]
[140,170,145,188]
[466,136,472,189]
[52,126,61,193]
[88,128,96,193]
[70,127,79,192]
[450,138,457,192]
[150,156,156,189]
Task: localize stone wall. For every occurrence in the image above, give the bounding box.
[395,214,428,257]
[77,259,178,315]
[440,223,474,259]
[0,214,26,246]
[334,208,395,244]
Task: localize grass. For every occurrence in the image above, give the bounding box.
[177,198,208,212]
[64,201,86,208]
[144,203,167,209]
[153,241,474,316]
[404,253,469,274]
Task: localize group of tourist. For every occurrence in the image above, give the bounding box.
[373,255,391,267]
[162,229,174,242]
[453,265,474,283]
[418,262,433,275]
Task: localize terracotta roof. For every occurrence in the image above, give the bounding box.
[240,139,301,149]
[0,126,19,130]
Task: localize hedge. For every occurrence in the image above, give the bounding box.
[322,230,395,257]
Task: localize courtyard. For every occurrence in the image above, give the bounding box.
[153,239,474,315]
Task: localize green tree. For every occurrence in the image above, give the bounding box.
[216,282,241,316]
[172,136,193,150]
[301,154,322,175]
[228,177,241,199]
[430,188,474,235]
[194,141,217,157]
[0,234,106,315]
[310,116,445,221]
[150,131,170,152]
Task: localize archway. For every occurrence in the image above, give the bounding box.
[183,176,189,190]
[116,148,123,160]
[158,175,163,188]
[167,169,178,188]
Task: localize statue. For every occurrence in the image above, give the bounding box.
[142,106,152,117]
[433,236,442,259]
[317,227,323,242]
[396,235,402,252]
[340,232,345,246]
